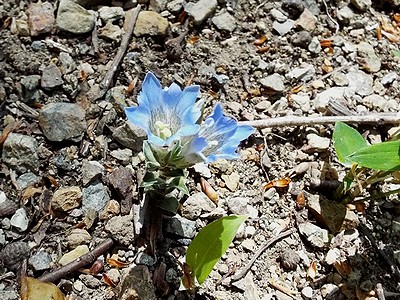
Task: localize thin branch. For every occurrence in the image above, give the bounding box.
[231,227,296,282]
[240,113,400,129]
[99,5,141,98]
[38,238,114,283]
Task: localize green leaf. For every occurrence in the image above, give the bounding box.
[333,122,368,166]
[186,215,248,284]
[349,141,400,171]
[167,176,189,195]
[394,50,400,58]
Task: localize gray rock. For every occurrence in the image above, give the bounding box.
[185,0,218,25]
[302,286,313,299]
[56,0,95,34]
[165,215,196,238]
[167,0,185,14]
[270,8,287,22]
[110,148,132,164]
[2,133,39,173]
[66,228,91,248]
[226,197,248,215]
[303,133,330,152]
[39,103,86,142]
[10,208,29,232]
[308,36,321,54]
[112,122,146,152]
[135,252,155,266]
[287,64,315,82]
[350,0,371,12]
[82,181,110,213]
[356,42,381,73]
[295,8,317,32]
[98,6,124,24]
[320,283,340,299]
[0,241,30,270]
[381,71,398,85]
[134,11,169,36]
[346,69,373,96]
[212,11,236,32]
[17,172,40,190]
[98,22,123,42]
[149,0,168,12]
[105,215,134,246]
[181,192,217,220]
[303,0,320,15]
[82,160,104,186]
[259,74,285,92]
[272,19,295,36]
[28,250,52,271]
[298,222,329,248]
[59,52,76,74]
[314,87,352,113]
[362,94,387,111]
[291,30,312,48]
[41,63,63,90]
[281,0,304,18]
[291,93,311,112]
[337,6,354,25]
[20,75,41,102]
[79,274,102,288]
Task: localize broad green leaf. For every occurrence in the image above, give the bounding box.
[186,215,248,284]
[167,176,189,195]
[333,122,367,166]
[394,50,400,58]
[349,141,400,171]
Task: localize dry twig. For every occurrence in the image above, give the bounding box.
[268,278,298,299]
[38,238,114,283]
[231,227,296,282]
[99,5,141,98]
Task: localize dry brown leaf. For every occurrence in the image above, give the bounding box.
[200,177,219,204]
[20,277,65,300]
[333,260,352,277]
[377,24,382,40]
[291,84,303,94]
[125,77,138,96]
[102,273,117,287]
[307,261,317,279]
[187,36,200,45]
[263,177,291,191]
[21,187,43,203]
[107,258,130,269]
[296,192,306,210]
[253,35,268,46]
[320,39,332,47]
[256,46,270,53]
[89,260,104,275]
[0,120,17,148]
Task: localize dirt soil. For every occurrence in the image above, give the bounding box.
[1,0,400,299]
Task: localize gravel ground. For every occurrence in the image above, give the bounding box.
[0,0,400,299]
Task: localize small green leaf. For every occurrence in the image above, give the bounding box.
[333,122,368,166]
[167,176,189,195]
[186,215,248,284]
[349,141,400,171]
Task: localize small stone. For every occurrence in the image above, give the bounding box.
[320,283,340,298]
[167,0,185,14]
[105,215,135,246]
[221,172,241,192]
[99,200,120,220]
[298,222,329,248]
[291,94,311,112]
[107,167,134,215]
[356,42,381,73]
[325,248,340,265]
[135,252,155,266]
[12,18,30,36]
[17,172,40,190]
[346,69,373,96]
[59,245,89,266]
[260,74,285,92]
[150,0,168,12]
[2,133,39,173]
[39,103,86,142]
[73,280,83,292]
[165,215,197,238]
[272,19,295,36]
[193,163,212,178]
[291,30,312,48]
[20,74,41,102]
[303,133,330,152]
[0,241,30,271]
[212,11,236,32]
[134,11,169,37]
[332,72,349,86]
[41,63,63,90]
[301,286,313,299]
[184,0,217,25]
[362,94,387,111]
[242,239,256,252]
[181,192,216,220]
[56,0,95,34]
[287,64,315,82]
[280,249,301,270]
[110,148,132,164]
[106,269,120,284]
[59,52,76,74]
[381,72,398,85]
[79,274,101,288]
[66,228,91,249]
[81,160,104,186]
[82,181,110,213]
[270,8,287,22]
[282,0,305,18]
[295,8,317,31]
[10,208,29,232]
[28,250,52,271]
[98,6,124,24]
[350,0,372,12]
[314,87,351,113]
[308,36,321,54]
[112,122,147,152]
[226,197,248,215]
[28,1,55,36]
[52,186,82,212]
[337,6,354,25]
[98,22,124,42]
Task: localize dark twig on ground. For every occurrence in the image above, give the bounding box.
[240,113,400,129]
[231,227,296,282]
[99,5,141,98]
[38,238,114,283]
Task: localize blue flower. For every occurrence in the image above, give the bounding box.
[125,72,202,147]
[177,103,255,167]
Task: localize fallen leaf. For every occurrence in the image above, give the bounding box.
[296,192,306,210]
[333,260,352,277]
[263,177,291,191]
[20,277,65,300]
[187,36,200,44]
[320,39,332,47]
[21,187,43,203]
[253,35,268,45]
[307,261,317,279]
[102,273,116,287]
[256,46,270,53]
[89,260,104,275]
[107,258,130,269]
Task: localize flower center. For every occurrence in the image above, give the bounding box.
[155,120,172,140]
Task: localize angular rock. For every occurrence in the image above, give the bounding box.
[181,192,216,220]
[52,186,82,212]
[112,122,147,152]
[56,0,95,34]
[149,0,168,12]
[59,245,89,266]
[39,103,86,142]
[350,0,371,12]
[98,22,123,42]
[134,11,169,37]
[165,215,196,238]
[110,149,132,164]
[105,215,135,246]
[2,133,39,173]
[298,222,329,248]
[314,87,353,113]
[356,42,381,73]
[362,94,387,111]
[272,19,295,36]
[17,172,40,190]
[212,12,236,32]
[308,36,321,54]
[259,74,285,92]
[59,52,76,74]
[281,0,305,18]
[98,6,124,24]
[21,75,41,102]
[82,181,110,213]
[41,63,63,90]
[337,6,354,25]
[0,241,30,270]
[107,167,134,215]
[221,172,241,192]
[167,0,185,14]
[291,30,312,48]
[66,228,91,248]
[346,69,373,96]
[270,8,287,22]
[99,200,120,220]
[82,160,104,186]
[381,71,398,85]
[28,250,52,271]
[287,64,315,82]
[302,133,330,153]
[185,0,218,25]
[28,1,55,36]
[10,208,29,232]
[295,8,317,31]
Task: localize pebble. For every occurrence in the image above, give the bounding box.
[381,71,398,85]
[260,74,285,92]
[98,22,123,42]
[105,215,135,246]
[28,1,55,36]
[110,148,133,164]
[337,5,355,25]
[167,0,185,13]
[346,69,373,96]
[280,249,301,270]
[39,103,87,142]
[193,163,212,178]
[332,72,349,86]
[181,192,216,220]
[184,0,218,25]
[41,63,63,90]
[150,0,168,12]
[2,133,39,173]
[350,0,372,12]
[66,228,91,249]
[106,269,120,285]
[302,133,330,153]
[287,64,315,82]
[10,208,29,232]
[82,181,110,213]
[320,283,340,298]
[0,241,30,270]
[79,274,101,288]
[308,36,321,54]
[301,286,313,299]
[135,252,155,266]
[59,245,89,266]
[298,222,329,248]
[20,74,41,102]
[295,8,317,31]
[99,200,120,220]
[241,239,256,251]
[81,160,104,186]
[112,122,147,152]
[314,87,351,113]
[291,94,311,112]
[272,19,295,36]
[281,0,305,19]
[221,172,241,192]
[52,186,82,212]
[325,248,340,265]
[59,52,76,74]
[28,250,52,271]
[134,11,169,37]
[362,94,387,111]
[270,8,287,22]
[56,0,95,34]
[165,215,197,239]
[98,6,125,24]
[291,30,312,48]
[212,11,236,32]
[11,18,30,36]
[356,42,381,73]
